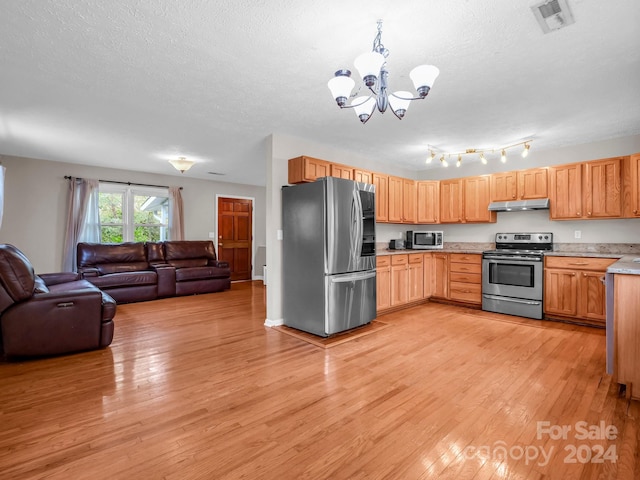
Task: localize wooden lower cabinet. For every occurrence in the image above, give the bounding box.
[432,253,449,299]
[544,256,617,326]
[408,254,424,302]
[448,253,482,304]
[423,253,433,298]
[613,273,640,400]
[376,256,391,311]
[390,255,410,307]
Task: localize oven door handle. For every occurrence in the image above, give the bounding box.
[483,255,542,262]
[483,294,541,305]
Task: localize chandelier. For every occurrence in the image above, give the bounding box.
[327,20,440,124]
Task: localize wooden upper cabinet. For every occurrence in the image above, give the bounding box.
[354,169,373,184]
[491,168,548,202]
[288,156,331,184]
[490,171,518,201]
[417,180,439,224]
[519,168,548,200]
[440,179,463,223]
[372,173,389,223]
[583,157,622,218]
[388,176,404,223]
[628,153,640,217]
[464,175,496,223]
[402,179,417,223]
[330,163,353,180]
[549,163,583,219]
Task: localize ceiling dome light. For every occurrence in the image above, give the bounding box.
[328,20,439,123]
[169,157,194,173]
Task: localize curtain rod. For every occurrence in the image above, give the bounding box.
[64,176,182,190]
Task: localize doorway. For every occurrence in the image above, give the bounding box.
[217,196,253,281]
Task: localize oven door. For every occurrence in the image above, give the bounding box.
[482,255,543,301]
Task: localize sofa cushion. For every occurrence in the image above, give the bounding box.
[175,266,230,282]
[0,244,36,303]
[164,241,217,261]
[169,258,209,269]
[146,242,165,263]
[87,271,158,289]
[77,242,148,267]
[96,262,151,275]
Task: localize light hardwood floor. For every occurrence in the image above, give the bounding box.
[1,281,638,479]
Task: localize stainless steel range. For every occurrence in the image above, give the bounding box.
[482,232,553,319]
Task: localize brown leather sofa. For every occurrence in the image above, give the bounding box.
[77,240,231,303]
[0,244,116,358]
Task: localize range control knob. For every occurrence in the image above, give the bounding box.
[544,235,549,239]
[538,235,543,240]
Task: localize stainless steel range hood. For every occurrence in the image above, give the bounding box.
[488,198,550,212]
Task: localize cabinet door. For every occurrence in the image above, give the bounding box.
[376,260,391,311]
[417,181,440,223]
[432,253,449,298]
[402,179,417,223]
[372,173,389,223]
[544,269,578,316]
[288,156,331,184]
[423,253,433,298]
[577,271,607,323]
[630,154,640,217]
[583,158,622,218]
[490,171,518,202]
[464,176,495,223]
[408,255,424,302]
[391,264,409,306]
[518,168,548,200]
[330,164,353,180]
[614,274,640,400]
[388,176,404,223]
[439,179,463,223]
[354,169,373,184]
[549,163,582,219]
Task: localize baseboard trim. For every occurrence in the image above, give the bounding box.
[264,318,284,327]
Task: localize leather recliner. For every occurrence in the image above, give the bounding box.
[0,244,116,358]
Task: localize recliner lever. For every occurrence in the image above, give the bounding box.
[57,302,74,308]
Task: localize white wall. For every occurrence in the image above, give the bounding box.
[0,154,266,273]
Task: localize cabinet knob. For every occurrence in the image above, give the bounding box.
[634,210,638,214]
[587,212,591,216]
[577,212,581,216]
[512,195,516,199]
[583,273,587,277]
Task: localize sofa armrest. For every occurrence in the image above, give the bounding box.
[150,264,176,297]
[209,260,229,268]
[78,267,100,278]
[39,272,81,286]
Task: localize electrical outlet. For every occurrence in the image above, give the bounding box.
[574,230,582,239]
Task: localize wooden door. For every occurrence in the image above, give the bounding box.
[372,173,389,223]
[388,176,404,223]
[583,158,622,218]
[217,197,253,281]
[423,253,433,298]
[578,271,607,323]
[518,168,548,200]
[390,255,409,306]
[376,256,391,311]
[402,179,417,223]
[464,176,495,223]
[432,253,449,299]
[490,171,518,202]
[439,179,463,223]
[544,269,577,316]
[354,169,373,184]
[549,163,582,219]
[330,164,353,180]
[630,154,640,216]
[408,254,424,302]
[417,181,439,224]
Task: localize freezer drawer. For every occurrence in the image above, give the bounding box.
[325,270,377,336]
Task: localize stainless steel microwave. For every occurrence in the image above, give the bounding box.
[405,230,444,249]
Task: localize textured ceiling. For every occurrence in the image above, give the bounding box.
[1,0,639,186]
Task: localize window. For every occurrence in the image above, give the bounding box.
[98,184,169,243]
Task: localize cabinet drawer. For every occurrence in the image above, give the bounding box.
[449,253,481,264]
[450,272,481,284]
[408,254,424,264]
[544,256,618,271]
[449,262,482,275]
[377,256,391,267]
[391,254,408,266]
[449,282,482,303]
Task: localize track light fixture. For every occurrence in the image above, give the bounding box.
[427,140,533,168]
[328,20,439,124]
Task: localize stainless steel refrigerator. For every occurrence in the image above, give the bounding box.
[282,176,376,337]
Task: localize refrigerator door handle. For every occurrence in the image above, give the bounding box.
[352,187,363,262]
[330,271,377,283]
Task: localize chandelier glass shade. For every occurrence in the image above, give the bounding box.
[327,21,439,123]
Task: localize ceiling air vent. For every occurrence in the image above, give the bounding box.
[531,0,575,34]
